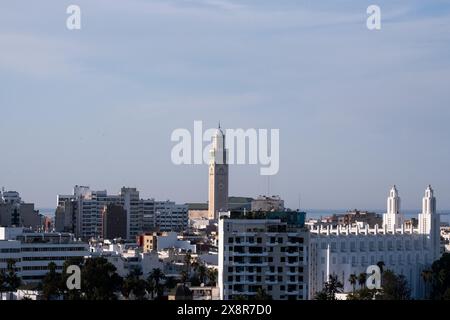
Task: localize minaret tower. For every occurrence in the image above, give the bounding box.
[383,185,404,231]
[208,124,229,220]
[418,185,440,259]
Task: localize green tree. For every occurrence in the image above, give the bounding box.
[377,270,410,300]
[430,253,450,300]
[255,287,272,300]
[41,262,63,300]
[184,251,192,274]
[314,275,343,300]
[377,261,385,274]
[4,259,21,300]
[348,274,357,293]
[421,269,433,299]
[164,276,178,290]
[148,268,165,299]
[81,257,123,300]
[358,272,367,289]
[0,270,7,300]
[197,265,207,285]
[180,270,188,284]
[207,268,218,286]
[61,257,84,300]
[347,287,378,300]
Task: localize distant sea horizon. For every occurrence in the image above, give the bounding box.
[37,207,450,224]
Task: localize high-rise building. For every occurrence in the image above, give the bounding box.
[56,186,188,240]
[219,212,308,300]
[0,190,45,230]
[208,125,229,220]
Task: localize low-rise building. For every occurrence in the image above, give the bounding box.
[0,227,89,283]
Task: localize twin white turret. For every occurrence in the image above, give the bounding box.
[383,185,405,231]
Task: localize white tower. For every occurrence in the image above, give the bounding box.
[208,124,229,220]
[383,185,404,231]
[418,185,440,259]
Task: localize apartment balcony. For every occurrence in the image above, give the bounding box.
[247,252,268,257]
[286,252,299,257]
[265,280,277,285]
[285,290,300,295]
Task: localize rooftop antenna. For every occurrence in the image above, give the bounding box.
[267,176,270,196]
[298,193,301,212]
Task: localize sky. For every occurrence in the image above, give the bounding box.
[0,0,450,210]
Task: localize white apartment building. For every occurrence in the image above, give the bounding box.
[56,186,188,240]
[0,227,89,283]
[308,186,441,299]
[154,201,188,232]
[219,216,309,300]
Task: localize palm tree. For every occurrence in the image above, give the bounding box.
[349,274,358,293]
[5,259,21,300]
[358,272,367,289]
[41,262,62,300]
[0,271,7,300]
[315,275,343,300]
[198,265,207,285]
[376,261,385,274]
[146,278,155,300]
[207,268,218,286]
[180,270,189,284]
[421,269,432,299]
[255,287,272,300]
[184,251,192,275]
[148,268,165,299]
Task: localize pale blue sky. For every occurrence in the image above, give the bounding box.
[1,0,449,210]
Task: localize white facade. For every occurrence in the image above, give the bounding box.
[0,227,89,283]
[57,186,188,240]
[155,232,196,253]
[219,218,308,300]
[309,186,441,299]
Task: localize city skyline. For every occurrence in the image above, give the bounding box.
[1,1,450,210]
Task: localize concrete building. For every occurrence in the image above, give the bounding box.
[208,125,229,220]
[154,201,189,232]
[56,186,188,240]
[251,195,285,212]
[308,186,441,299]
[138,232,196,253]
[188,203,209,220]
[0,227,89,283]
[102,204,127,240]
[219,211,308,300]
[0,190,45,230]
